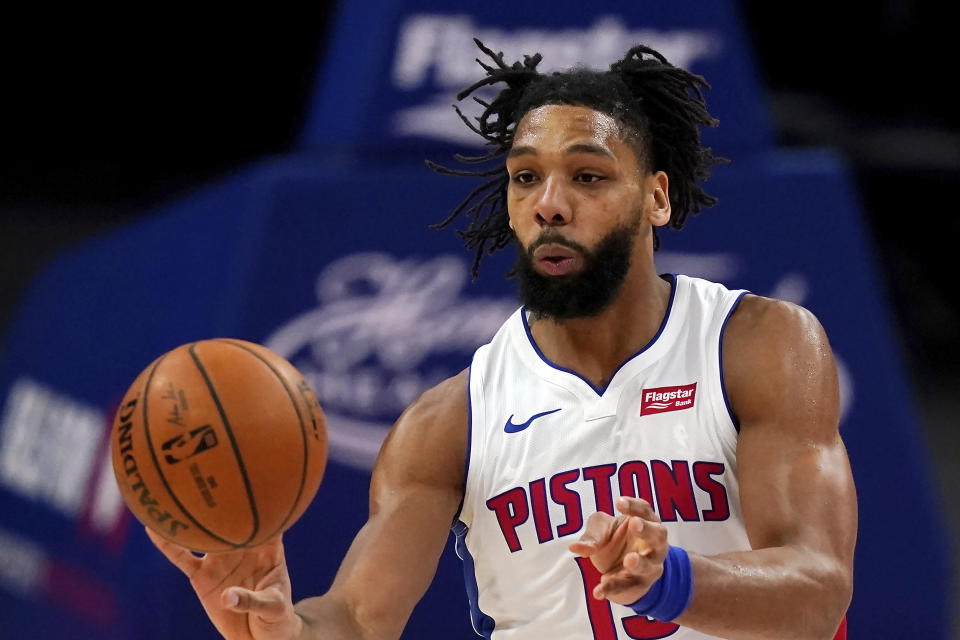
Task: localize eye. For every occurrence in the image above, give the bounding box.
[511,171,538,185]
[574,173,605,184]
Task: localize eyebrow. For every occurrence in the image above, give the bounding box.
[508,143,616,159]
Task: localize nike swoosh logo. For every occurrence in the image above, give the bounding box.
[504,408,562,433]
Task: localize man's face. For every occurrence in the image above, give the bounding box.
[505,104,667,319]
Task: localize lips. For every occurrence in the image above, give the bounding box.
[532,243,584,276]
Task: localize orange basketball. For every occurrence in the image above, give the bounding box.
[110,338,327,552]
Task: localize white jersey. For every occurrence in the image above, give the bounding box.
[455,274,750,639]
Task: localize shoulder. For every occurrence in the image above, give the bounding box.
[724,294,829,351]
[723,294,829,360]
[722,295,839,433]
[371,369,469,489]
[398,368,470,430]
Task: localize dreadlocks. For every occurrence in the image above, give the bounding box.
[428,38,724,277]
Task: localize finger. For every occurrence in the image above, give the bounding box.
[599,566,662,599]
[603,520,659,589]
[630,517,669,564]
[222,586,288,621]
[622,541,656,574]
[595,561,646,599]
[629,518,652,556]
[593,567,649,599]
[623,547,647,571]
[603,555,664,590]
[569,511,618,556]
[145,527,201,577]
[582,511,618,543]
[580,518,634,574]
[568,540,597,557]
[616,496,659,521]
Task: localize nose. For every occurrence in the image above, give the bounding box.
[534,176,572,227]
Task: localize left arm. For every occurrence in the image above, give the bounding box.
[571,296,857,640]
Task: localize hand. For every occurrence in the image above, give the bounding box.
[146,528,303,640]
[568,497,669,606]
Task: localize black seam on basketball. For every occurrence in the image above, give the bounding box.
[143,347,241,549]
[187,343,261,546]
[213,339,309,541]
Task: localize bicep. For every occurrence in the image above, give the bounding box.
[328,371,468,638]
[726,299,856,565]
[737,422,856,565]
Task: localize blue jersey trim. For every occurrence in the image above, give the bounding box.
[453,520,496,638]
[719,291,749,432]
[451,363,474,523]
[520,273,678,396]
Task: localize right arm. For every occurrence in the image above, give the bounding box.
[150,370,469,640]
[295,370,469,639]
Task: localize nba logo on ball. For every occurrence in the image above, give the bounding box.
[110,339,328,552]
[161,424,218,464]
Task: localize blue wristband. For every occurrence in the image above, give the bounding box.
[626,545,694,621]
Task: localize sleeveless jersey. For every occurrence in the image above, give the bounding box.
[455,274,749,639]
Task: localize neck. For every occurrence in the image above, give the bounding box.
[528,265,672,391]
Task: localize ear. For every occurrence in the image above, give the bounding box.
[646,171,671,228]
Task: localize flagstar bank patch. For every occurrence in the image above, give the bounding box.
[640,383,698,416]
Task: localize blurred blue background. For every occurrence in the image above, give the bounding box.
[1,3,957,638]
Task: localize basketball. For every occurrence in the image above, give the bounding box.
[110,338,327,552]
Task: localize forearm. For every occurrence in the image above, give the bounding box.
[294,591,388,640]
[675,547,851,640]
[292,492,454,640]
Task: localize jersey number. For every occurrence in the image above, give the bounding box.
[575,557,679,639]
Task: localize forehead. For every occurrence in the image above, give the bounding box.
[508,104,645,171]
[511,104,638,163]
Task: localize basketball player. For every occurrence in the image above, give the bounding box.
[148,41,857,639]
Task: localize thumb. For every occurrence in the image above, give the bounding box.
[569,511,620,556]
[568,540,597,557]
[222,586,288,620]
[569,530,602,556]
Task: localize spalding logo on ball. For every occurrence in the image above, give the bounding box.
[110,338,328,552]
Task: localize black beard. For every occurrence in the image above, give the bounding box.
[513,222,638,321]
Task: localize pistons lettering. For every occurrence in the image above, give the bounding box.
[486,459,729,552]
